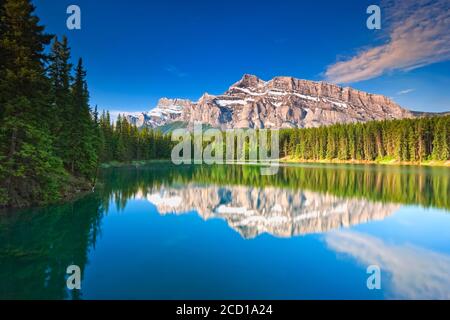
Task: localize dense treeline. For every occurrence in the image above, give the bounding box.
[279,116,450,163]
[0,0,170,208]
[97,113,173,163]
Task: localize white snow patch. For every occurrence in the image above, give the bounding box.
[215,99,247,107]
[215,205,254,215]
[293,93,320,102]
[272,204,283,212]
[230,86,266,96]
[149,109,164,117]
[272,102,283,107]
[147,193,183,207]
[239,215,289,225]
[267,90,286,96]
[325,99,348,108]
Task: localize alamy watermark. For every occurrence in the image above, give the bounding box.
[66,264,81,290]
[171,123,280,175]
[366,265,381,290]
[367,5,381,30]
[67,5,81,30]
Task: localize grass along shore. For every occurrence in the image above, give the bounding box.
[100,158,450,168]
[281,156,450,167]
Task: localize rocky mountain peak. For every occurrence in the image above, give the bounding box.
[232,74,265,89]
[125,74,414,129]
[199,92,215,102]
[156,97,193,108]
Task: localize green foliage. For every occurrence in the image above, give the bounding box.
[0,0,65,208]
[48,36,73,160]
[281,116,450,163]
[0,0,97,208]
[98,113,173,164]
[66,58,98,177]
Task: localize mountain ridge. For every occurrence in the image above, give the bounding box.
[126,74,415,129]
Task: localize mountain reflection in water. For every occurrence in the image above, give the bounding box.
[136,185,400,239]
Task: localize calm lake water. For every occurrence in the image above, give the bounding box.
[1,162,450,300]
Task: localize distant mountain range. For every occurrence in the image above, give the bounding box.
[125,74,418,130]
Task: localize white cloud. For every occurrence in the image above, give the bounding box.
[325,0,450,83]
[325,230,450,299]
[397,88,415,95]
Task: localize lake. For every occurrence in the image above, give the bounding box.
[1,162,450,299]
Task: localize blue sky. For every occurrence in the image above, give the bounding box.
[33,0,450,113]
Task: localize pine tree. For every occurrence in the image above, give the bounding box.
[48,35,72,161]
[114,115,126,161]
[432,116,449,161]
[68,58,97,178]
[99,110,114,162]
[0,0,66,207]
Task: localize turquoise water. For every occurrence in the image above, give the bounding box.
[1,163,450,299]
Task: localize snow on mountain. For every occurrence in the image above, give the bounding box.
[125,74,413,129]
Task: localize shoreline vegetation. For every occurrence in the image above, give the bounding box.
[281,157,450,167]
[100,158,450,169]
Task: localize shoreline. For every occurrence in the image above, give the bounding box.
[280,158,450,167]
[0,174,96,213]
[100,158,450,168]
[100,159,173,168]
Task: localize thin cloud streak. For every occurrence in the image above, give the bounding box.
[397,88,415,95]
[325,0,450,84]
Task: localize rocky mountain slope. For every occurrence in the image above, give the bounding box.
[126,74,413,129]
[134,184,399,239]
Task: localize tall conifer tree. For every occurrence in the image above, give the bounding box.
[0,0,65,207]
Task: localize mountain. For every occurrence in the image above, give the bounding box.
[126,74,414,129]
[135,184,399,239]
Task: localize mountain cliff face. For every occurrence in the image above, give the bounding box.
[134,184,399,239]
[127,74,413,129]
